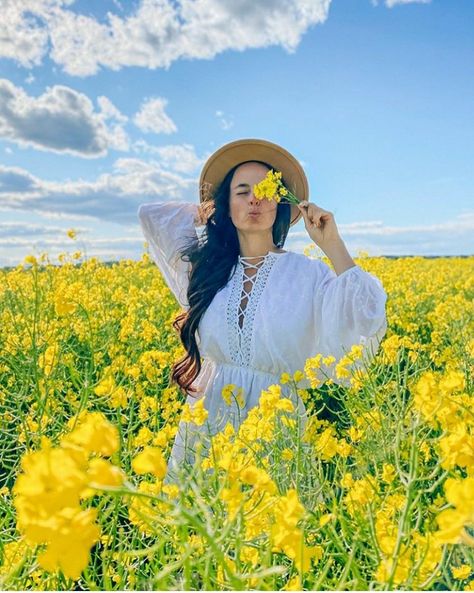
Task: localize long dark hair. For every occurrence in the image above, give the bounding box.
[170,160,292,397]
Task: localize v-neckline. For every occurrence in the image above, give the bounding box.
[227,251,289,366]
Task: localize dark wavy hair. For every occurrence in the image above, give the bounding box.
[170,160,292,397]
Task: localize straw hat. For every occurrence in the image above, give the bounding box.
[199,138,309,226]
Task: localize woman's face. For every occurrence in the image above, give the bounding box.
[228,162,277,230]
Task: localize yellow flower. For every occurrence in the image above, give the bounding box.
[54,295,77,315]
[235,388,245,408]
[303,355,324,388]
[275,398,295,413]
[221,383,236,405]
[335,439,352,457]
[219,480,244,520]
[253,169,300,205]
[61,412,119,457]
[240,466,277,494]
[347,425,363,442]
[132,446,167,479]
[293,370,305,383]
[162,484,180,499]
[314,427,339,460]
[319,513,335,527]
[438,423,474,470]
[434,475,474,543]
[381,463,396,484]
[36,507,101,580]
[94,375,116,397]
[340,473,355,488]
[439,369,465,397]
[445,475,474,508]
[67,229,77,239]
[348,343,364,361]
[283,574,302,590]
[281,416,296,429]
[13,446,88,523]
[109,386,130,409]
[381,334,402,365]
[240,544,259,566]
[38,344,59,376]
[24,254,37,265]
[181,397,208,426]
[344,476,378,516]
[335,357,351,379]
[83,458,125,496]
[192,398,208,425]
[452,565,472,580]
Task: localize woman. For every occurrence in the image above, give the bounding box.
[137,138,388,484]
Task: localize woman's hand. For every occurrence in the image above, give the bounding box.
[297,200,341,250]
[195,200,216,225]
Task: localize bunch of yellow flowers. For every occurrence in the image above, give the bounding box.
[253,169,299,205]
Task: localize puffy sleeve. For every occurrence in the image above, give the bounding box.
[137,201,200,310]
[311,261,388,387]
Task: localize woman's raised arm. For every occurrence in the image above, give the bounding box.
[137,201,201,310]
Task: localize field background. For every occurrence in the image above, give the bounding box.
[0,252,473,590]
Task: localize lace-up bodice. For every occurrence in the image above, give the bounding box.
[237,253,285,328]
[227,252,287,367]
[238,256,262,328]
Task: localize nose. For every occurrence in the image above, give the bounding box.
[248,192,260,206]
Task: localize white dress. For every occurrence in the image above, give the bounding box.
[137,200,388,483]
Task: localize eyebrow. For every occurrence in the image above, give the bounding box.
[232,183,250,189]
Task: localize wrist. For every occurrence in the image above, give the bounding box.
[320,236,345,256]
[321,238,356,276]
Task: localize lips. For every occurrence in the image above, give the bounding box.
[249,212,261,215]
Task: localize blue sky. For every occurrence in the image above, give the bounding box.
[0,0,473,267]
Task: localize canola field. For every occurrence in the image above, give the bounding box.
[0,249,473,591]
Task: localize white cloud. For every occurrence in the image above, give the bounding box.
[0,0,333,77]
[385,0,431,6]
[0,0,434,77]
[0,78,129,156]
[97,96,128,123]
[0,0,59,68]
[0,223,145,267]
[0,159,197,224]
[288,212,474,256]
[289,213,474,238]
[133,97,177,134]
[0,221,88,239]
[131,142,205,173]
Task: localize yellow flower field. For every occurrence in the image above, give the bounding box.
[0,248,473,590]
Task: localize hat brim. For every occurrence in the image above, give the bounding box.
[199,138,308,227]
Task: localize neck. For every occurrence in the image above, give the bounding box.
[239,233,281,257]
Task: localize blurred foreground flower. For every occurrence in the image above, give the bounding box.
[12,413,124,580]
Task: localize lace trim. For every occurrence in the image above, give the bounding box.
[227,252,280,367]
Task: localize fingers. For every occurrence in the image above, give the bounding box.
[298,202,321,227]
[198,201,216,224]
[298,201,332,228]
